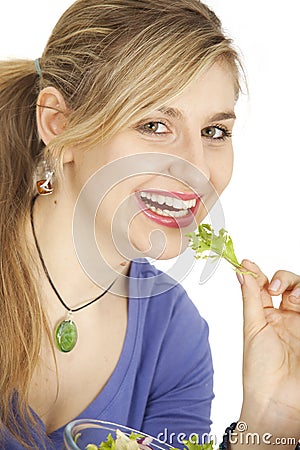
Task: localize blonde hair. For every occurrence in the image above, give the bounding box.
[0,0,242,447]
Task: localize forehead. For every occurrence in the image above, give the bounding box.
[164,63,236,119]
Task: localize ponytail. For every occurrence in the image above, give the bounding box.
[0,59,49,448]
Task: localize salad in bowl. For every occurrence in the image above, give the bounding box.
[63,420,213,450]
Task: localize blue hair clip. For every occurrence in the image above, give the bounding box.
[34,58,42,77]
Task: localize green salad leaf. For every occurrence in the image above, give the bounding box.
[187,223,257,277]
[181,434,214,450]
[86,432,117,450]
[86,430,213,450]
[86,430,144,450]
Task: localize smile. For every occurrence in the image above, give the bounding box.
[140,191,196,217]
[136,190,201,228]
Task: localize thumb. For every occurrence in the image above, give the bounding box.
[238,260,267,335]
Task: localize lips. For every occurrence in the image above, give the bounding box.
[136,189,201,228]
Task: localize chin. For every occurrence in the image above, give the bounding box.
[130,233,189,261]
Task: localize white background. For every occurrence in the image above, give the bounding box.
[1,0,300,444]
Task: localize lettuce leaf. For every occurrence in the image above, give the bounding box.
[187,223,256,277]
[86,430,213,450]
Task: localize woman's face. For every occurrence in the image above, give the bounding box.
[69,62,236,262]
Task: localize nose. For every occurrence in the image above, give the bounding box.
[168,141,211,194]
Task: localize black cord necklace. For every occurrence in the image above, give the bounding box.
[30,195,116,353]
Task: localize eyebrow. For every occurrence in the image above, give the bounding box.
[158,107,184,120]
[208,111,236,122]
[157,107,236,122]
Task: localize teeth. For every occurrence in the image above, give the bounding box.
[165,197,173,207]
[145,203,189,217]
[173,198,183,209]
[164,208,189,218]
[140,192,197,210]
[157,195,165,205]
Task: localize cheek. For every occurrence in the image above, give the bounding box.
[209,147,233,194]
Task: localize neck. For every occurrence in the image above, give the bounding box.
[28,191,130,308]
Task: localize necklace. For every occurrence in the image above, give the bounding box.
[30,195,116,353]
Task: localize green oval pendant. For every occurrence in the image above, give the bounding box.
[55,319,78,352]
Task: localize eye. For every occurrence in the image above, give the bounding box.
[201,125,231,141]
[138,121,169,135]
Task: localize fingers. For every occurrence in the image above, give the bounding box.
[268,270,300,312]
[241,259,268,290]
[238,260,270,336]
[237,261,300,333]
[268,270,300,300]
[240,260,273,308]
[279,296,300,313]
[239,265,300,314]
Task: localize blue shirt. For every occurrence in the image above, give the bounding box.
[2,259,214,449]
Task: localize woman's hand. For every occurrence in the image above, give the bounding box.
[269,268,300,312]
[237,260,300,446]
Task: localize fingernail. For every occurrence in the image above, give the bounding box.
[289,288,300,303]
[269,279,281,292]
[236,272,244,285]
[244,259,255,264]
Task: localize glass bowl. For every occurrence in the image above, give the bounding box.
[63,419,172,450]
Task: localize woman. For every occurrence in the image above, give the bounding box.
[0,0,299,449]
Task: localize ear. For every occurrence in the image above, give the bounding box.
[36,87,74,164]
